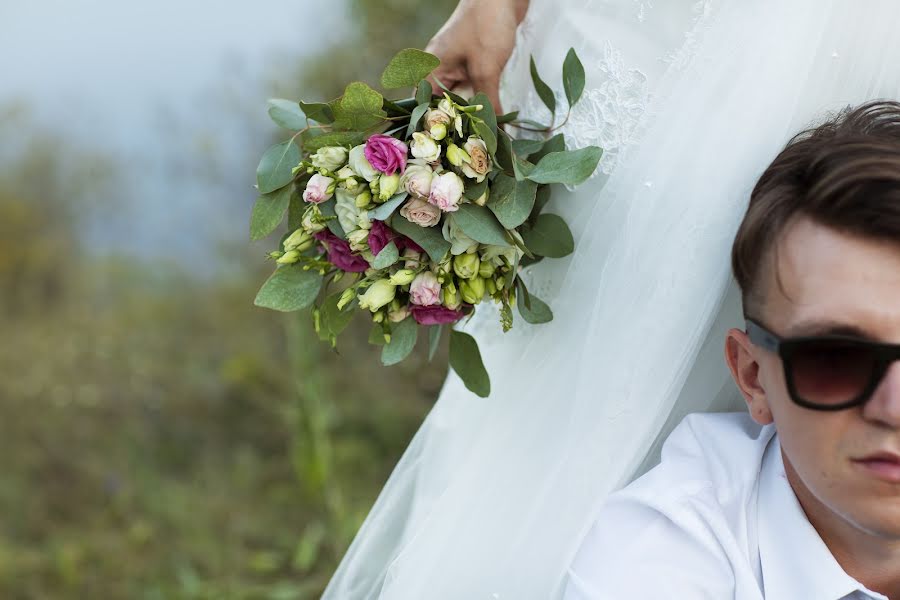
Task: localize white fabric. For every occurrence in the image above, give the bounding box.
[324,1,900,598]
[563,412,888,600]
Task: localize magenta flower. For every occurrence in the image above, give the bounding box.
[364,134,408,175]
[410,304,467,325]
[314,230,369,273]
[368,220,424,255]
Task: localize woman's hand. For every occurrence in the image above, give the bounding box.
[425,0,529,113]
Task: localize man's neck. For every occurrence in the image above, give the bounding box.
[784,453,900,599]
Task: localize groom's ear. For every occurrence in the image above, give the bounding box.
[724,328,774,425]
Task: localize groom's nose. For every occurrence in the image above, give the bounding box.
[863,362,900,428]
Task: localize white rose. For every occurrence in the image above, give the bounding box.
[410,132,441,163]
[348,144,380,182]
[399,197,442,227]
[442,216,479,255]
[400,164,435,198]
[428,172,464,213]
[310,146,348,172]
[334,188,363,233]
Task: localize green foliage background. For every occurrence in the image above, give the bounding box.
[0,0,457,597]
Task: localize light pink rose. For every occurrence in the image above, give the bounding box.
[428,172,464,213]
[409,271,442,306]
[400,164,434,198]
[302,173,335,204]
[400,197,442,227]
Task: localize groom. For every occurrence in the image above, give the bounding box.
[564,101,900,599]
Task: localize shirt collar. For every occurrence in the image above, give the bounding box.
[757,435,888,600]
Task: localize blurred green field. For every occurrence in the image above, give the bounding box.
[0,1,456,597]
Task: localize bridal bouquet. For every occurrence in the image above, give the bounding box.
[250,48,601,397]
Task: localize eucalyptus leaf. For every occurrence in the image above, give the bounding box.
[287,189,304,230]
[406,102,430,138]
[333,82,387,131]
[299,100,335,124]
[511,138,545,158]
[369,323,387,346]
[496,110,519,125]
[526,146,603,186]
[486,173,537,230]
[529,55,556,116]
[267,99,306,130]
[428,324,444,362]
[303,131,367,153]
[469,117,497,155]
[321,291,357,339]
[319,200,346,240]
[368,192,408,221]
[452,204,511,247]
[495,130,515,173]
[256,140,300,194]
[516,279,553,324]
[449,330,490,398]
[531,185,552,222]
[250,184,292,241]
[470,92,497,136]
[381,48,441,89]
[381,317,418,366]
[416,80,433,105]
[382,98,412,116]
[520,213,574,258]
[372,240,400,270]
[513,155,536,182]
[562,48,586,108]
[254,265,323,312]
[390,214,450,263]
[463,177,489,201]
[529,132,565,164]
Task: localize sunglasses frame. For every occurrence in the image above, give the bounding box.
[745,319,900,411]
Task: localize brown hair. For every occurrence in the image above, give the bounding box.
[732,100,900,317]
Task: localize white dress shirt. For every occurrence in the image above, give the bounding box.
[563,412,889,600]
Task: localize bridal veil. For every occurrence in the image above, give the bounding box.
[324,0,900,597]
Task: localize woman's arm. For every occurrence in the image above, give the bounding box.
[425,0,529,113]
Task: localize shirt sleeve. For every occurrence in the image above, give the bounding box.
[562,493,736,600]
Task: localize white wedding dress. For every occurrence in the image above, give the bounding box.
[324,1,900,598]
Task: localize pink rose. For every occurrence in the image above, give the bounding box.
[364,134,408,176]
[313,230,369,273]
[409,272,442,306]
[303,173,335,204]
[399,197,442,227]
[410,304,466,325]
[428,172,464,212]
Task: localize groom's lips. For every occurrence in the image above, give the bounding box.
[852,451,900,483]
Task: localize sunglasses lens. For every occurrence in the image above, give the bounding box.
[790,341,877,406]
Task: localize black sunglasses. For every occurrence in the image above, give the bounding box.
[746,319,900,411]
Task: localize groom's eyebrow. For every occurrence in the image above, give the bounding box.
[786,318,877,340]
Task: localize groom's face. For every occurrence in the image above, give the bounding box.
[730,215,900,540]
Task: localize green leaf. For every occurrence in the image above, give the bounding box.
[469,117,497,155]
[463,177,489,201]
[471,93,497,135]
[390,214,451,263]
[254,265,323,312]
[318,199,346,240]
[526,146,603,186]
[531,185,552,222]
[382,98,412,116]
[416,80,433,105]
[299,100,335,124]
[257,140,300,194]
[513,155,536,182]
[449,330,490,397]
[486,173,537,230]
[381,317,418,366]
[529,132,565,164]
[562,48,586,108]
[267,99,307,130]
[369,323,387,346]
[511,138,545,158]
[529,55,556,116]
[406,102,430,138]
[368,192,408,221]
[428,324,443,362]
[520,213,574,258]
[496,110,519,125]
[303,131,367,153]
[372,240,400,270]
[333,82,387,131]
[287,188,304,230]
[250,184,292,241]
[515,279,553,324]
[452,204,510,247]
[321,291,357,339]
[381,48,441,89]
[495,130,515,173]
